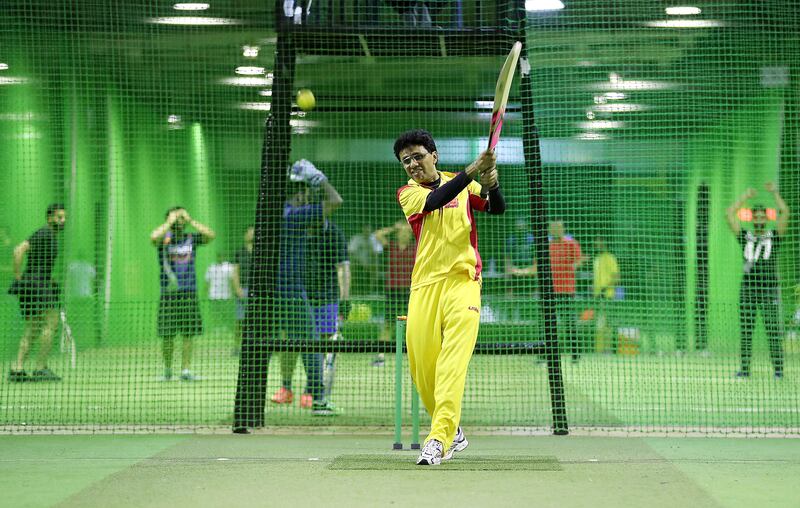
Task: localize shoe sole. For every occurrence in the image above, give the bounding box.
[416,457,442,465]
[311,409,335,416]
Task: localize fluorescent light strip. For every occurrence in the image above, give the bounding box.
[0,76,27,85]
[235,66,265,76]
[525,0,564,11]
[0,63,8,70]
[575,132,608,140]
[239,102,271,111]
[646,19,722,28]
[173,3,210,10]
[665,6,701,15]
[589,80,675,91]
[220,76,273,86]
[578,120,624,130]
[147,16,240,25]
[593,103,646,113]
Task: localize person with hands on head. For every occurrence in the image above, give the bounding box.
[394,129,505,466]
[726,182,789,379]
[150,206,215,382]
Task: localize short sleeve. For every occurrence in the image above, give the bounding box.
[27,228,46,250]
[397,185,429,219]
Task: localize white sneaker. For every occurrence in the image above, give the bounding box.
[416,439,443,466]
[443,427,469,461]
[180,369,200,381]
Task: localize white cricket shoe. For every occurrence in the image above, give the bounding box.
[443,427,469,461]
[416,439,444,466]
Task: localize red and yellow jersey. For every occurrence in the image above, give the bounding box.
[397,172,489,290]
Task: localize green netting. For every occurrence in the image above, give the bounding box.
[1,1,798,435]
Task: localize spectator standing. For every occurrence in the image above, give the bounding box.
[7,204,68,382]
[150,207,215,382]
[373,219,416,366]
[549,220,584,362]
[725,183,788,379]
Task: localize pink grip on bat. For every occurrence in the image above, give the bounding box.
[488,109,505,150]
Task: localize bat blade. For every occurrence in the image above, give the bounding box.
[488,41,522,151]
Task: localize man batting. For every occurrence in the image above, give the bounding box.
[394,129,506,465]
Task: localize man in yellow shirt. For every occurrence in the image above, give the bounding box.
[394,129,506,465]
[592,237,619,353]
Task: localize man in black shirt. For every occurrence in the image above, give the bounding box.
[726,182,789,379]
[304,218,350,401]
[7,204,67,382]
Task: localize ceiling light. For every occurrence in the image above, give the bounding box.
[173,3,210,10]
[243,45,260,58]
[665,6,701,15]
[578,120,624,129]
[593,103,647,113]
[239,102,271,111]
[235,66,265,75]
[259,89,272,97]
[220,76,273,86]
[0,76,27,85]
[525,0,564,11]
[588,75,675,91]
[645,19,722,28]
[575,132,608,141]
[0,63,8,70]
[167,114,181,124]
[147,16,239,25]
[0,112,38,121]
[586,111,595,120]
[474,101,494,109]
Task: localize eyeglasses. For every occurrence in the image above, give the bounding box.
[400,152,430,166]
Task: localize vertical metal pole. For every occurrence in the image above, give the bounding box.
[393,317,405,449]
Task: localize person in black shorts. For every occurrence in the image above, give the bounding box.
[7,204,67,382]
[726,182,789,379]
[150,206,215,381]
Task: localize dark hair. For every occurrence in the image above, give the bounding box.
[752,204,767,214]
[393,129,437,161]
[165,206,184,219]
[46,203,65,219]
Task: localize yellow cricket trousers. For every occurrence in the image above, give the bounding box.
[406,274,481,450]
